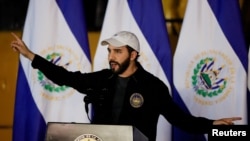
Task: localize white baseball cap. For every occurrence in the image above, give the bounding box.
[101,31,140,52]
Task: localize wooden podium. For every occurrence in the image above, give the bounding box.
[45,122,148,141]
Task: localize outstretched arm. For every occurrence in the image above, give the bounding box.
[10,32,35,61]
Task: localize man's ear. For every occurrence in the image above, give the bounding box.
[130,51,138,60]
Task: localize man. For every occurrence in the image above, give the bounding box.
[11,31,241,141]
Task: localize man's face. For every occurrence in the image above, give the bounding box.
[107,45,131,74]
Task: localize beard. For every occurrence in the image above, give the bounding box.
[109,57,130,75]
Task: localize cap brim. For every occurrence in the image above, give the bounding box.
[101,38,126,47]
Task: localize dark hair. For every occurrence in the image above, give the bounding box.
[126,45,140,61]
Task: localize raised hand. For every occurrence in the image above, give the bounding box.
[10,32,35,61]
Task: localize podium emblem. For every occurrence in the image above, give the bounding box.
[74,134,103,141]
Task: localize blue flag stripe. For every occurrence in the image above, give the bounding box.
[172,89,206,140]
[13,65,46,141]
[127,0,172,81]
[208,0,248,70]
[56,0,91,62]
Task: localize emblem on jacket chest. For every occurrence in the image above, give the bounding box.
[130,93,144,108]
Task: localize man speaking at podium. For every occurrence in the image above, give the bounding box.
[10,31,241,141]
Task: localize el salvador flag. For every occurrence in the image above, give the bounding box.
[93,0,173,140]
[12,0,91,141]
[173,0,248,141]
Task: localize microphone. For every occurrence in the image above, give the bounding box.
[84,96,90,114]
[83,88,108,123]
[83,95,92,121]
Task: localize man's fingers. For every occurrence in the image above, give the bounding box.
[224,117,242,125]
[214,117,242,125]
[10,40,22,52]
[10,41,18,51]
[11,32,22,42]
[229,117,242,121]
[11,33,26,48]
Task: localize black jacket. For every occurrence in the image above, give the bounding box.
[32,54,214,141]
